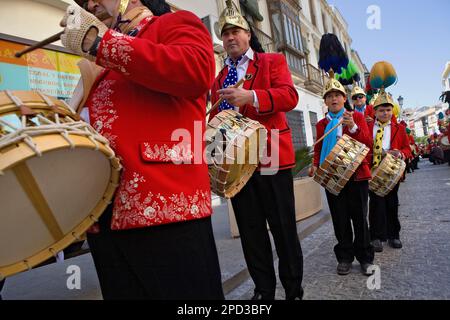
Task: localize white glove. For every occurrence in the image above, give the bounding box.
[60,5,108,60]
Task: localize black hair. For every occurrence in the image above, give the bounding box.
[141,0,171,16]
[248,25,265,53]
[242,17,265,53]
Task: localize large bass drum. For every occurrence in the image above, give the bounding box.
[0,90,121,279]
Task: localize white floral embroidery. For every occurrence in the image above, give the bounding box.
[111,171,212,229]
[90,80,118,148]
[100,31,134,75]
[142,143,193,163]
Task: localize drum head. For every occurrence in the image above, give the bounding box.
[0,90,120,278]
[0,147,110,266]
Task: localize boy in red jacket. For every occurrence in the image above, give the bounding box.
[310,79,374,276]
[368,92,412,252]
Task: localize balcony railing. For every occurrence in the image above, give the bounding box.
[252,26,275,53]
[303,63,330,95]
[305,64,323,85]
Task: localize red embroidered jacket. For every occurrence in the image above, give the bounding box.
[367,117,413,165]
[210,52,299,170]
[86,11,215,230]
[313,111,373,181]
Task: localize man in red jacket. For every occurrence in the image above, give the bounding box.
[368,92,412,252]
[60,0,223,299]
[209,2,303,300]
[309,79,374,276]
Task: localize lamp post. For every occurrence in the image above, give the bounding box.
[397,95,404,120]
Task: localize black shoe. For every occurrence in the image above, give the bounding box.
[371,239,383,252]
[388,239,403,249]
[360,263,375,276]
[337,262,352,275]
[286,287,304,300]
[251,292,263,300]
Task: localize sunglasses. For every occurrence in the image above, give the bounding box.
[352,95,365,100]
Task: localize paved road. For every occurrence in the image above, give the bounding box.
[229,160,450,300]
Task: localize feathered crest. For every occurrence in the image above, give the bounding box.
[225,0,235,14]
[439,91,450,104]
[369,61,397,89]
[335,60,360,86]
[318,33,349,77]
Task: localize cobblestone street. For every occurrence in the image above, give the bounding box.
[3,160,449,300]
[230,160,450,300]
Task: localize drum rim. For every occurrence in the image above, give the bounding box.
[0,134,117,172]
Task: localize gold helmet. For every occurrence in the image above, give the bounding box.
[219,0,250,35]
[74,0,129,15]
[351,85,366,98]
[373,89,395,109]
[323,78,346,99]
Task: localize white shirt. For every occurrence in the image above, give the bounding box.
[224,48,259,110]
[373,121,392,151]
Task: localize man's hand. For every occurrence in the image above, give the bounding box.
[60,5,108,61]
[217,87,254,108]
[309,166,317,177]
[388,149,403,159]
[365,115,374,123]
[342,110,356,128]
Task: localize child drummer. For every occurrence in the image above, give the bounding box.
[309,78,375,276]
[368,90,411,252]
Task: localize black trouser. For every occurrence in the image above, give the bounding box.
[87,204,224,300]
[406,159,413,173]
[231,170,303,300]
[369,183,401,241]
[0,279,4,300]
[412,156,420,169]
[445,150,450,165]
[325,180,374,264]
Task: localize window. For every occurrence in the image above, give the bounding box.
[286,110,307,150]
[285,51,305,77]
[282,14,303,52]
[309,111,318,142]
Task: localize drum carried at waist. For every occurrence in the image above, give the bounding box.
[369,153,406,197]
[438,135,450,150]
[206,109,267,198]
[0,90,121,279]
[314,134,369,196]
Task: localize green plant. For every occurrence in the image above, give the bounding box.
[292,146,313,178]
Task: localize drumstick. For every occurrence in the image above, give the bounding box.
[15,32,64,58]
[206,74,253,116]
[14,12,111,58]
[313,119,343,147]
[313,105,353,147]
